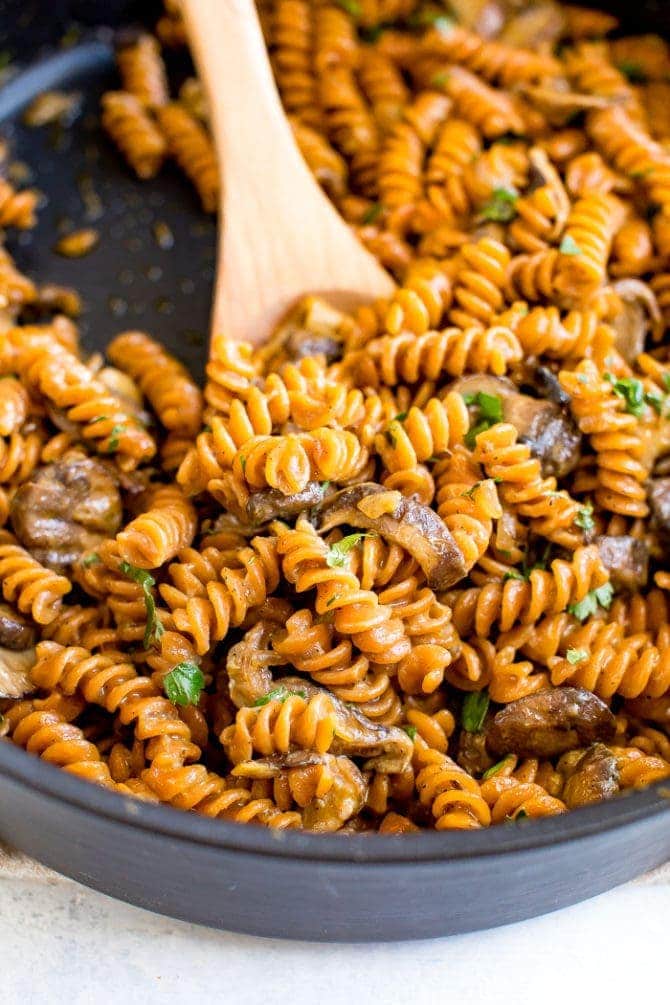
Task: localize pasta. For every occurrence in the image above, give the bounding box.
[3,1,670,836]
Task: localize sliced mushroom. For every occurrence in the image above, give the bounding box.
[487,687,616,759]
[318,483,466,590]
[233,751,367,833]
[10,456,122,571]
[0,647,35,699]
[448,375,581,478]
[648,478,670,545]
[0,603,36,651]
[226,621,286,709]
[246,482,326,525]
[266,296,345,366]
[457,728,495,776]
[609,279,662,362]
[519,82,617,125]
[263,675,414,773]
[498,2,564,49]
[562,743,620,809]
[595,535,649,592]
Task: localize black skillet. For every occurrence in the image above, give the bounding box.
[0,0,669,942]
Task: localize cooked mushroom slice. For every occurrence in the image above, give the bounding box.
[318,483,466,590]
[498,2,564,48]
[648,478,670,545]
[0,647,35,699]
[233,751,368,832]
[448,375,581,478]
[519,83,615,124]
[562,743,620,809]
[246,481,326,525]
[610,279,662,362]
[268,676,414,773]
[457,728,495,777]
[265,295,345,366]
[595,535,649,592]
[10,455,122,571]
[226,621,286,708]
[0,603,36,651]
[487,687,616,759]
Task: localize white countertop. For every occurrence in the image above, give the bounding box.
[2,865,667,1004]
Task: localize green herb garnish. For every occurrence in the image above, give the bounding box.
[119,561,164,648]
[566,648,587,665]
[107,423,125,452]
[568,582,615,622]
[483,758,509,780]
[645,391,666,415]
[431,71,450,88]
[82,552,100,567]
[462,690,490,733]
[503,569,526,582]
[335,0,360,17]
[326,533,370,568]
[163,661,205,707]
[361,201,383,225]
[254,685,307,707]
[605,374,646,417]
[559,235,582,256]
[481,187,518,223]
[617,61,647,83]
[393,411,408,422]
[463,392,503,449]
[663,374,670,393]
[403,725,418,741]
[575,502,595,534]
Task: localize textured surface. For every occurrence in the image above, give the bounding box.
[1,870,669,1004]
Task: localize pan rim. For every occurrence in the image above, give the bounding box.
[1,740,668,864]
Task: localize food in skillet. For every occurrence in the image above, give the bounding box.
[2,0,670,834]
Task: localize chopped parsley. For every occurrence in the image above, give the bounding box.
[463,391,503,449]
[663,374,670,393]
[431,71,450,88]
[335,0,360,16]
[82,552,101,567]
[462,690,490,733]
[606,374,646,417]
[393,411,408,422]
[483,758,509,780]
[106,423,125,452]
[163,662,205,707]
[326,532,370,567]
[503,569,526,582]
[566,648,587,665]
[89,415,109,424]
[481,187,518,223]
[403,725,418,741]
[254,685,307,707]
[361,202,383,225]
[568,582,615,622]
[645,391,665,415]
[119,561,164,648]
[575,503,595,535]
[617,61,647,83]
[409,10,454,31]
[559,235,582,256]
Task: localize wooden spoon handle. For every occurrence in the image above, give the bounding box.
[181,0,394,345]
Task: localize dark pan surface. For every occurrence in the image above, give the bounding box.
[0,3,669,941]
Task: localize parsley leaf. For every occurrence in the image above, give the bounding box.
[326,533,370,568]
[483,757,509,780]
[335,0,360,17]
[566,648,587,665]
[568,582,615,622]
[462,690,490,733]
[361,201,383,225]
[393,411,408,422]
[409,10,454,30]
[119,561,164,648]
[163,662,205,707]
[645,391,665,415]
[481,187,518,223]
[503,569,527,582]
[575,503,595,534]
[663,374,670,393]
[107,423,125,452]
[431,71,450,87]
[82,552,100,567]
[559,235,582,256]
[403,725,418,740]
[607,375,646,417]
[254,685,307,707]
[617,60,647,83]
[463,392,503,449]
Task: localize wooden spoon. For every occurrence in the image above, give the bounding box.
[181,0,395,346]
